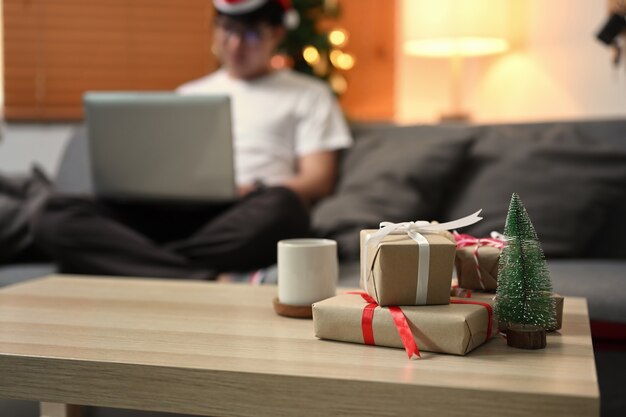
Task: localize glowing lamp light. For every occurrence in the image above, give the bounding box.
[403,0,510,121]
[404,37,509,58]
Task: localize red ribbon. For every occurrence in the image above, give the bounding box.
[347,292,420,359]
[453,232,506,250]
[361,297,377,345]
[450,299,494,342]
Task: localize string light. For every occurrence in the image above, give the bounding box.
[330,50,355,70]
[328,28,348,47]
[313,51,329,76]
[296,1,355,95]
[329,73,348,94]
[302,45,321,65]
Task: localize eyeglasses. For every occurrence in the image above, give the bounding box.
[215,19,267,45]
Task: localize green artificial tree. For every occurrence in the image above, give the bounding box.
[274,0,354,96]
[495,193,557,331]
[280,0,339,80]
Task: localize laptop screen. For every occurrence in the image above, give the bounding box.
[84,92,237,203]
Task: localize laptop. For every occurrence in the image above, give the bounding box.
[84,92,237,202]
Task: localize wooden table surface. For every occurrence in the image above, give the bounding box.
[0,275,599,417]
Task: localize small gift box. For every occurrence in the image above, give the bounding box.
[360,230,455,306]
[360,211,483,306]
[449,288,564,332]
[453,232,506,291]
[313,292,498,356]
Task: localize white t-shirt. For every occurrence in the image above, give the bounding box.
[177,69,352,187]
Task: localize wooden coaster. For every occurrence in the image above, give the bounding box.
[506,324,547,349]
[273,297,313,319]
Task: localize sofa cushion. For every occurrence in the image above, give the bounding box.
[548,260,626,324]
[312,124,473,260]
[444,124,626,257]
[587,194,626,258]
[0,165,53,263]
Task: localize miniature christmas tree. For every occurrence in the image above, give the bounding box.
[495,193,557,331]
[275,0,354,94]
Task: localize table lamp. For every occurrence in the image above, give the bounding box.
[403,0,510,122]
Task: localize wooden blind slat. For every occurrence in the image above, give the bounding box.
[6,107,84,120]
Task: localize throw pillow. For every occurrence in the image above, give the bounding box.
[444,124,626,257]
[0,165,53,263]
[312,124,474,260]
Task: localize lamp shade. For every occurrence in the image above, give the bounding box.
[403,0,510,57]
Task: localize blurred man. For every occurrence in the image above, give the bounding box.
[32,0,352,279]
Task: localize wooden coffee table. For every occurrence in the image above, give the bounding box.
[0,275,599,417]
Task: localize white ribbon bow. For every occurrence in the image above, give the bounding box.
[362,210,483,304]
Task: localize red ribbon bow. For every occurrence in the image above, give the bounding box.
[348,292,494,358]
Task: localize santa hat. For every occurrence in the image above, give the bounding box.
[213,0,300,29]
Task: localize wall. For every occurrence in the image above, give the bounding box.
[396,0,626,124]
[338,0,396,121]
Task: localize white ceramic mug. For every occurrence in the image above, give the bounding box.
[277,238,338,306]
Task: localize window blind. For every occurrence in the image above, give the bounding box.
[3,0,216,120]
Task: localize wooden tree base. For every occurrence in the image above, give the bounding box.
[506,324,547,349]
[273,297,313,319]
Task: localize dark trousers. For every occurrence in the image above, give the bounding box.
[31,187,310,279]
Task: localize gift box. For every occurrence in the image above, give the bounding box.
[449,288,564,332]
[455,245,500,290]
[453,233,505,291]
[313,293,498,356]
[360,230,455,306]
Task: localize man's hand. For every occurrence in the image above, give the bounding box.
[282,150,338,206]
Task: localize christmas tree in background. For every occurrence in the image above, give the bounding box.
[495,193,557,330]
[274,0,354,94]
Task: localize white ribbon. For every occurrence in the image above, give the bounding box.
[362,210,483,304]
[410,230,430,304]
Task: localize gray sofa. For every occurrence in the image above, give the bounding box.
[2,119,626,417]
[313,120,626,326]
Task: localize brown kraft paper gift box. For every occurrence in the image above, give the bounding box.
[313,294,498,356]
[455,245,501,290]
[450,288,564,331]
[360,230,455,306]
